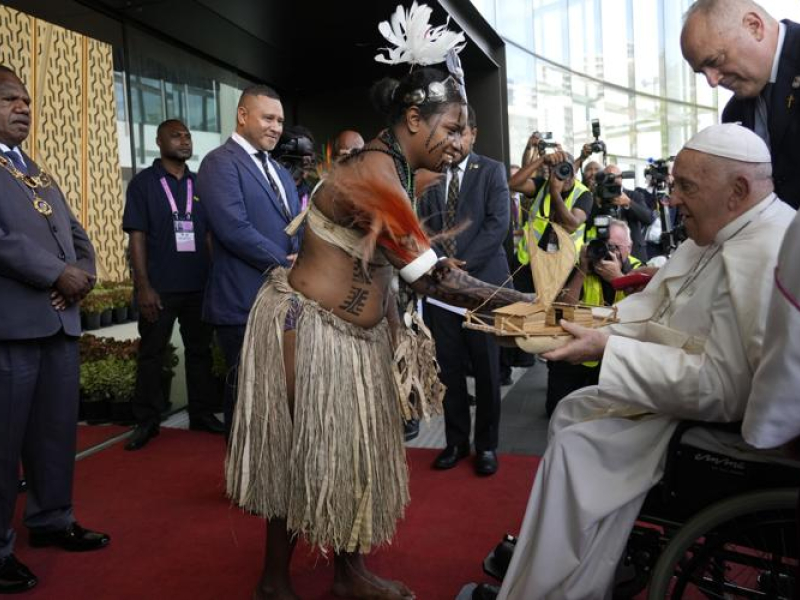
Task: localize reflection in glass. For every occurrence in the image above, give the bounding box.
[499,0,534,48]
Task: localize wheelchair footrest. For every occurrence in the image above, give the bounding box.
[483,534,517,581]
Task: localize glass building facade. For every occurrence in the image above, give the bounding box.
[113,28,255,191]
[471,0,724,181]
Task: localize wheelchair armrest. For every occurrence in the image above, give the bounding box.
[658,420,743,503]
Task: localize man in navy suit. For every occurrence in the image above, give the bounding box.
[682,0,800,209]
[0,65,109,594]
[197,85,301,434]
[418,105,511,476]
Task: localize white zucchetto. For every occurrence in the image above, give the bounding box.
[684,123,771,163]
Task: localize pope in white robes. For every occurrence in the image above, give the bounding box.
[743,208,800,449]
[495,124,795,600]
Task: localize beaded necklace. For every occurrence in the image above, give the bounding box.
[346,129,415,202]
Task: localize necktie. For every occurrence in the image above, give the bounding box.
[442,164,460,257]
[255,151,291,221]
[3,149,27,175]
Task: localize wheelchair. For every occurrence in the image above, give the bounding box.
[482,421,799,599]
[614,421,799,599]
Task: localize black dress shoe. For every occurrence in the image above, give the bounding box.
[17,479,26,494]
[500,373,513,386]
[433,444,470,470]
[124,423,159,451]
[403,419,420,442]
[29,522,109,552]
[472,583,500,600]
[0,554,37,593]
[189,414,225,434]
[475,450,499,476]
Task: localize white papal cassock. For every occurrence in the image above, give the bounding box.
[743,207,800,449]
[498,193,794,600]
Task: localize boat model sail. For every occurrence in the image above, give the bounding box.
[463,222,617,354]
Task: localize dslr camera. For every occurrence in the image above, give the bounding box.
[536,131,558,154]
[273,128,316,182]
[594,169,635,208]
[585,214,615,273]
[536,132,574,181]
[587,119,606,155]
[644,158,671,190]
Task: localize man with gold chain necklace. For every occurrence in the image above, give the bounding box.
[0,65,109,594]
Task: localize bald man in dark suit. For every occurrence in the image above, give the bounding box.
[682,0,800,209]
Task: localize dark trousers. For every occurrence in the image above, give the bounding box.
[425,303,502,452]
[215,324,247,436]
[546,360,600,417]
[0,333,79,557]
[133,291,215,426]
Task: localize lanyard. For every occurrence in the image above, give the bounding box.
[160,176,193,219]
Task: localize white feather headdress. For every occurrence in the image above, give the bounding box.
[375,2,466,67]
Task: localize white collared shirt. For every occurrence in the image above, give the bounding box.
[0,143,25,168]
[231,131,290,212]
[444,154,470,193]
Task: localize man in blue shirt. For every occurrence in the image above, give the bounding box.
[122,119,223,451]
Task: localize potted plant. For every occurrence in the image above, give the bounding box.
[110,287,130,324]
[80,293,106,331]
[79,360,111,423]
[108,357,137,424]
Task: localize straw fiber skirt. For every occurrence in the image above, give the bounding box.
[225,269,409,553]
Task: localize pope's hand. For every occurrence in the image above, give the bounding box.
[542,320,609,364]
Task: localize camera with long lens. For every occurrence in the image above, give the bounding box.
[585,214,614,273]
[588,119,607,154]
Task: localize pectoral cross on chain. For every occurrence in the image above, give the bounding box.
[787,94,795,110]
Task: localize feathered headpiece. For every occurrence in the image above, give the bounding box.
[375,2,466,67]
[374,3,469,106]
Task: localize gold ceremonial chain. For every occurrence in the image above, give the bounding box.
[0,154,54,216]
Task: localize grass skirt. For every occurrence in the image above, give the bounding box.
[225,269,410,553]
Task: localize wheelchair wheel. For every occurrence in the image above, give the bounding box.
[647,487,798,599]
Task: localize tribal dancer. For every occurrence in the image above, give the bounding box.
[225,4,528,599]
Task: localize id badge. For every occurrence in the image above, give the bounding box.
[174,219,196,252]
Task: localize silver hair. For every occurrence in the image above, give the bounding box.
[609,219,632,244]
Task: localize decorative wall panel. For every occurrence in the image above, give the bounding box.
[0,5,125,281]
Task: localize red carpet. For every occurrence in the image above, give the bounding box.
[76,424,130,453]
[13,429,539,600]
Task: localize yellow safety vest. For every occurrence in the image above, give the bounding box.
[516,180,590,265]
[581,255,642,367]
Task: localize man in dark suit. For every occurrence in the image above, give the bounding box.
[682,0,800,209]
[0,65,109,594]
[418,105,511,476]
[197,85,301,434]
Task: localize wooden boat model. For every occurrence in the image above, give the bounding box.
[464,223,617,354]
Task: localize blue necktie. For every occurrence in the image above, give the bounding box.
[255,151,291,221]
[3,150,27,175]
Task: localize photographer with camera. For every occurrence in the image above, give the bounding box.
[509,147,593,267]
[586,164,655,262]
[272,125,318,210]
[543,219,642,416]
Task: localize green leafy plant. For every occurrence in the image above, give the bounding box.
[80,289,114,314]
